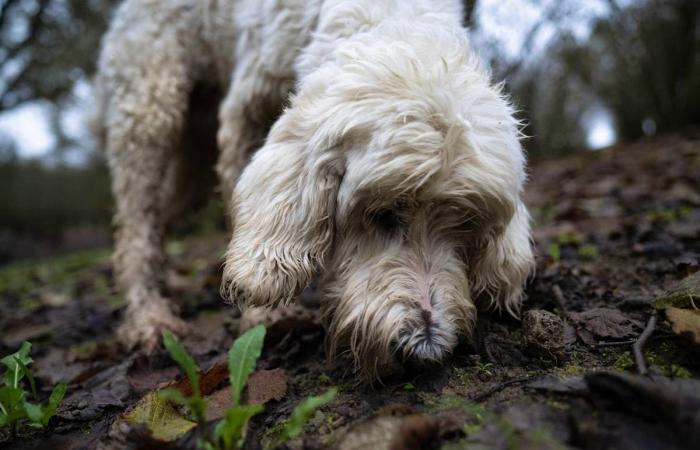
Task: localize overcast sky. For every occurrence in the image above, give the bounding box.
[0,0,616,163]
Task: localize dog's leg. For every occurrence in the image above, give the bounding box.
[471,201,534,316]
[106,62,194,352]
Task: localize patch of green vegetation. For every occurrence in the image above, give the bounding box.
[548,243,561,262]
[317,373,331,384]
[609,343,694,378]
[646,342,694,378]
[557,364,585,377]
[69,340,99,358]
[161,327,336,450]
[475,362,495,379]
[646,206,694,223]
[577,244,600,261]
[451,367,474,390]
[0,342,67,438]
[0,249,109,296]
[612,351,635,371]
[557,231,584,245]
[544,395,568,410]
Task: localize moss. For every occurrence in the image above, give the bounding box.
[558,364,585,377]
[612,351,635,371]
[577,244,600,260]
[0,249,109,296]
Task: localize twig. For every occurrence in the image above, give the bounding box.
[469,376,532,402]
[595,339,637,348]
[632,310,658,376]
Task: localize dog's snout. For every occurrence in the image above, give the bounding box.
[397,308,454,365]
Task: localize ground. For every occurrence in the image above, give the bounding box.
[1,133,699,450]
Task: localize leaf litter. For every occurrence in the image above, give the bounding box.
[2,135,700,449]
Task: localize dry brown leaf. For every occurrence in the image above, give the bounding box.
[665,307,700,346]
[247,368,287,405]
[205,387,232,420]
[569,308,642,340]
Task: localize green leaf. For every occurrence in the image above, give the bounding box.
[48,383,67,409]
[1,341,33,387]
[272,388,337,447]
[158,388,189,406]
[214,404,264,450]
[17,359,37,399]
[229,325,266,406]
[162,332,201,397]
[197,438,218,450]
[24,401,43,424]
[22,383,66,427]
[0,385,27,423]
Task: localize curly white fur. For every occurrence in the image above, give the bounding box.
[96,0,534,377]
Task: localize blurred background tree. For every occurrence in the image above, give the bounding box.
[0,0,698,262]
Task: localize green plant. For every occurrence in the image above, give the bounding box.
[161,326,336,450]
[265,388,337,450]
[0,342,67,437]
[475,362,494,378]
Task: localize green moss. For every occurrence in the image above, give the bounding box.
[558,364,584,377]
[548,243,561,262]
[557,231,584,245]
[0,249,109,296]
[612,351,635,371]
[577,244,600,260]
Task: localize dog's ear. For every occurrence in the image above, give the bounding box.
[221,106,344,307]
[468,200,534,316]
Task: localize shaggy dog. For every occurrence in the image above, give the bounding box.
[94,0,534,378]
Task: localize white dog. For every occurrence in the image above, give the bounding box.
[94,0,534,379]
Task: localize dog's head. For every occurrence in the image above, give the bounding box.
[222,28,527,379]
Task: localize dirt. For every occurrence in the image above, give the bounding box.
[1,132,700,450]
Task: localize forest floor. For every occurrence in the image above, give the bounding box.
[1,133,700,450]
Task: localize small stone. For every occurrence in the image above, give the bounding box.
[522,310,569,363]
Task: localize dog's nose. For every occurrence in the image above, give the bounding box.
[398,309,453,365]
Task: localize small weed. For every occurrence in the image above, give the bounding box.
[577,244,599,260]
[0,342,67,438]
[548,243,561,262]
[475,362,494,378]
[161,326,336,450]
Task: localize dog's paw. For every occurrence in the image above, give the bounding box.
[118,301,190,353]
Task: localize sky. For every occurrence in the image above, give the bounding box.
[0,0,617,162]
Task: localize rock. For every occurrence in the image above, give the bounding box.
[521,310,570,363]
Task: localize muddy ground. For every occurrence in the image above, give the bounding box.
[1,133,699,450]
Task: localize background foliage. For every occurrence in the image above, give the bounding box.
[0,0,698,262]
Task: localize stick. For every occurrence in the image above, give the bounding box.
[469,376,532,402]
[632,310,658,376]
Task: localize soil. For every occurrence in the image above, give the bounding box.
[1,133,699,450]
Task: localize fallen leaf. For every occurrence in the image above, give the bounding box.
[127,355,180,395]
[653,272,700,309]
[247,368,287,405]
[204,387,232,421]
[665,307,700,346]
[117,391,196,442]
[569,308,642,340]
[167,356,228,397]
